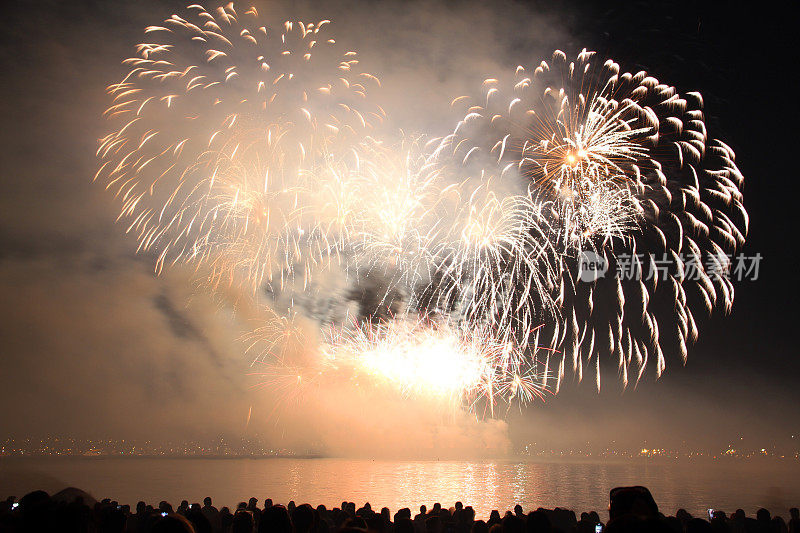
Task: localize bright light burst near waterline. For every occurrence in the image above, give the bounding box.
[253,317,553,414]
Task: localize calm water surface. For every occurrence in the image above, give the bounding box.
[2,458,798,520]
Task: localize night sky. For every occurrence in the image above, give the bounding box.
[0,0,797,454]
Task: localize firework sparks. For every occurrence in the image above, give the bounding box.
[319,318,552,414]
[97,3,384,291]
[98,7,747,415]
[440,49,748,389]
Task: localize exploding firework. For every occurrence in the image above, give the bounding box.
[348,136,443,278]
[95,2,560,413]
[410,181,558,350]
[97,3,384,291]
[324,318,553,413]
[253,316,552,414]
[439,49,748,389]
[97,5,748,413]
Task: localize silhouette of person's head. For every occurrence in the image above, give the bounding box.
[152,514,196,533]
[232,510,254,533]
[185,508,212,533]
[259,505,293,533]
[526,510,552,533]
[502,513,524,533]
[771,517,788,532]
[464,506,476,523]
[426,516,442,533]
[19,490,51,513]
[203,497,212,507]
[396,518,415,533]
[472,520,489,533]
[292,504,315,533]
[608,486,659,521]
[685,518,713,533]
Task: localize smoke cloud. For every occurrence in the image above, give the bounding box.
[1,0,795,459]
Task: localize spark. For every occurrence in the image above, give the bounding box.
[99,13,747,412]
[438,48,747,389]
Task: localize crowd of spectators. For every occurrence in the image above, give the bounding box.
[1,486,798,533]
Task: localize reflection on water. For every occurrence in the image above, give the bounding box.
[1,458,798,520]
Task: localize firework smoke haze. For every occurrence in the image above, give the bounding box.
[96,3,748,428]
[2,0,773,459]
[89,1,577,455]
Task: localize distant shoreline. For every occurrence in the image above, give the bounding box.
[0,454,327,460]
[2,455,798,465]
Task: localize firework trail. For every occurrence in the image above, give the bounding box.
[438,49,748,389]
[96,3,384,292]
[95,2,556,414]
[349,137,443,277]
[97,4,747,414]
[243,136,560,413]
[409,181,559,351]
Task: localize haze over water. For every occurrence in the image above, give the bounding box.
[2,458,798,520]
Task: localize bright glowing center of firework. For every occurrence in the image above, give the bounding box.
[565,149,588,168]
[358,334,488,397]
[322,324,503,402]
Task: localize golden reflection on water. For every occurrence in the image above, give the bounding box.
[1,458,799,519]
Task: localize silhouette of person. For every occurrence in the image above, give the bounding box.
[789,508,800,533]
[201,497,221,533]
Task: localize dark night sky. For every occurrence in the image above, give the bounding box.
[0,0,797,453]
